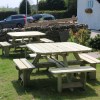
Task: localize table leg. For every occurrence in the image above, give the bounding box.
[32,54,41,71]
[32,54,41,64]
[57,74,62,93]
[89,64,96,79]
[62,54,68,67]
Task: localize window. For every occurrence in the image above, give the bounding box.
[12,16,24,19]
[88,0,94,8]
[6,16,11,21]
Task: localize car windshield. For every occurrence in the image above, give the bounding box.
[6,16,12,21]
[33,14,42,20]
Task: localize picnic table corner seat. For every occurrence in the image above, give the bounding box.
[78,52,100,79]
[13,58,36,86]
[40,38,54,43]
[0,41,11,56]
[49,66,96,93]
[47,57,96,93]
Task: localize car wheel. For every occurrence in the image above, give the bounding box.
[16,23,23,28]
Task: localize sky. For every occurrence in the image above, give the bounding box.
[0,0,39,8]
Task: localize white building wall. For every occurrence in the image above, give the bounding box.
[77,0,100,30]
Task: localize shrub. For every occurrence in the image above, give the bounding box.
[31,10,75,19]
[69,26,91,46]
[0,11,17,20]
[88,34,100,50]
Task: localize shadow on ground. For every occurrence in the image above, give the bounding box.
[11,70,99,100]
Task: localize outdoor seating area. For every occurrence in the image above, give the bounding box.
[0,29,100,99]
[1,0,100,99]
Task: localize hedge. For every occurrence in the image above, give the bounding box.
[0,11,17,20]
[32,10,75,19]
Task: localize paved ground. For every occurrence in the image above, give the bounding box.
[90,30,100,38]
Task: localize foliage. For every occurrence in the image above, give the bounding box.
[0,11,17,20]
[0,49,100,100]
[67,0,77,16]
[32,10,77,19]
[38,0,66,10]
[37,0,77,18]
[32,10,67,19]
[38,1,47,10]
[69,26,91,46]
[88,34,100,50]
[19,0,31,15]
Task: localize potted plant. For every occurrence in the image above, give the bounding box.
[85,8,93,14]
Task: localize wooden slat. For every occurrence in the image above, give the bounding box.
[53,43,73,52]
[13,59,27,70]
[0,42,11,46]
[40,38,54,43]
[62,42,92,52]
[38,43,62,53]
[20,58,35,69]
[29,53,37,58]
[79,53,100,64]
[27,42,92,54]
[9,38,31,42]
[27,44,44,53]
[49,66,96,74]
[87,52,100,58]
[66,42,92,51]
[7,31,45,37]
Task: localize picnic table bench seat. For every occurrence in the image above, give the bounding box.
[78,53,100,79]
[78,53,100,64]
[0,41,11,56]
[13,58,36,86]
[48,57,96,93]
[40,38,54,43]
[9,38,33,43]
[84,52,100,59]
[49,65,95,93]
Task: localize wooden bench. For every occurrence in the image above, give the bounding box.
[28,53,37,58]
[40,38,54,43]
[49,66,96,93]
[0,41,11,56]
[13,58,36,86]
[47,57,96,92]
[9,38,33,43]
[78,53,100,79]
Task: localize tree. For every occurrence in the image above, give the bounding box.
[38,0,66,10]
[19,0,31,15]
[67,0,77,17]
[38,1,47,10]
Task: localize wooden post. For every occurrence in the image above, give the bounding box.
[57,74,62,93]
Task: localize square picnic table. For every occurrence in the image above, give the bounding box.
[26,42,92,66]
[7,31,46,46]
[26,42,95,92]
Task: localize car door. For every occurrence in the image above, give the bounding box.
[3,16,13,28]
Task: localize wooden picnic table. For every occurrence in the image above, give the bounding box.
[7,31,46,46]
[26,42,95,92]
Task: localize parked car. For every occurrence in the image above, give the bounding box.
[0,14,33,29]
[32,14,55,22]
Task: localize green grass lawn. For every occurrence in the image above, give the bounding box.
[0,48,100,100]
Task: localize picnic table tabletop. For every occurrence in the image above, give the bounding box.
[26,42,92,55]
[7,31,45,38]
